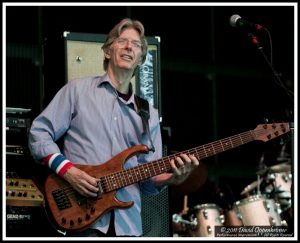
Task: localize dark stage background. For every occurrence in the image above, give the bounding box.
[5,4,295,237]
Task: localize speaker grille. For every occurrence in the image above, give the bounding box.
[141,188,170,237]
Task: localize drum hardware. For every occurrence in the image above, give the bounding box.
[188,207,225,235]
[240,177,264,196]
[265,171,292,211]
[172,195,193,236]
[206,225,212,235]
[187,203,224,237]
[172,214,198,229]
[263,200,271,212]
[234,194,287,226]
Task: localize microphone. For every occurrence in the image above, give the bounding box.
[230,14,264,31]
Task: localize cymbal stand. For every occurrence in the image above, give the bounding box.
[257,174,261,195]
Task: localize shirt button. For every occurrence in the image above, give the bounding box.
[114,117,117,121]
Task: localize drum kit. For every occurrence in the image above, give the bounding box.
[172,161,293,237]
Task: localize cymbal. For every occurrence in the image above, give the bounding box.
[269,162,291,173]
[257,162,291,175]
[277,155,291,162]
[240,177,263,195]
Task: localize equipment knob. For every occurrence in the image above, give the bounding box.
[61,217,66,224]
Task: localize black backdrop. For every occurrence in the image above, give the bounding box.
[5,3,295,236]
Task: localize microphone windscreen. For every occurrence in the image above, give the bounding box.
[229,14,241,27]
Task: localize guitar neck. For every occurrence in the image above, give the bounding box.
[101,122,289,192]
[102,130,255,192]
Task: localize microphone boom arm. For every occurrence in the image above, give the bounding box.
[249,33,294,99]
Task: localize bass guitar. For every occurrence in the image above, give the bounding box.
[44,122,290,232]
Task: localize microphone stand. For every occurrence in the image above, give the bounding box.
[248,33,294,99]
[249,32,294,230]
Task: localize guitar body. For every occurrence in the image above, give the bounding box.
[44,144,149,232]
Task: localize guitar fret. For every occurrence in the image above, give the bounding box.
[118,171,124,187]
[211,143,216,154]
[110,174,117,190]
[149,163,156,176]
[105,175,111,191]
[202,145,208,157]
[219,140,225,151]
[239,134,244,144]
[160,159,168,172]
[142,166,147,178]
[145,164,151,177]
[106,176,111,191]
[101,177,107,192]
[127,171,134,185]
[232,136,241,147]
[222,138,232,150]
[118,171,127,188]
[129,168,136,185]
[150,161,157,175]
[204,144,214,157]
[212,141,222,154]
[135,168,141,181]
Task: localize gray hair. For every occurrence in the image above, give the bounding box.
[101,18,148,72]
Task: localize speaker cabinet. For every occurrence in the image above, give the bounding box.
[141,189,171,237]
[64,31,169,236]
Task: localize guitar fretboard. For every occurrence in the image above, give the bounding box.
[101,130,257,192]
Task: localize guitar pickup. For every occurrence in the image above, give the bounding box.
[52,189,72,210]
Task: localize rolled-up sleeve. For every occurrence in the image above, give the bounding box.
[28,83,76,161]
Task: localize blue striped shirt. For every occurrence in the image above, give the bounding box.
[28,74,165,236]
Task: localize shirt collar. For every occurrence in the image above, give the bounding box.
[97,74,138,111]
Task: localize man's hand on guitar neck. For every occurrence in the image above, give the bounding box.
[154,153,200,186]
[63,166,100,197]
[170,153,200,185]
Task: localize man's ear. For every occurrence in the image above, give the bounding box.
[104,49,111,59]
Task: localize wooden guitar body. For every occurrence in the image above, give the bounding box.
[45,145,149,232]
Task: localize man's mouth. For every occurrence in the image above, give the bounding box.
[120,54,133,61]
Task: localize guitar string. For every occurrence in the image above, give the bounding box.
[54,128,268,198]
[99,130,257,191]
[100,126,282,191]
[52,126,285,201]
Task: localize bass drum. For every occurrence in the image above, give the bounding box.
[234,194,286,226]
[187,203,224,237]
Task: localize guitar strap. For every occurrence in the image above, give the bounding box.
[134,95,155,152]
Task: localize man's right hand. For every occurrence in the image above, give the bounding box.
[63,166,100,197]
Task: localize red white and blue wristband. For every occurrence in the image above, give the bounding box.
[43,153,73,177]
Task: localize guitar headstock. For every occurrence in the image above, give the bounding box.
[254,123,290,142]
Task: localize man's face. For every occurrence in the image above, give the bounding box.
[107,28,143,72]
